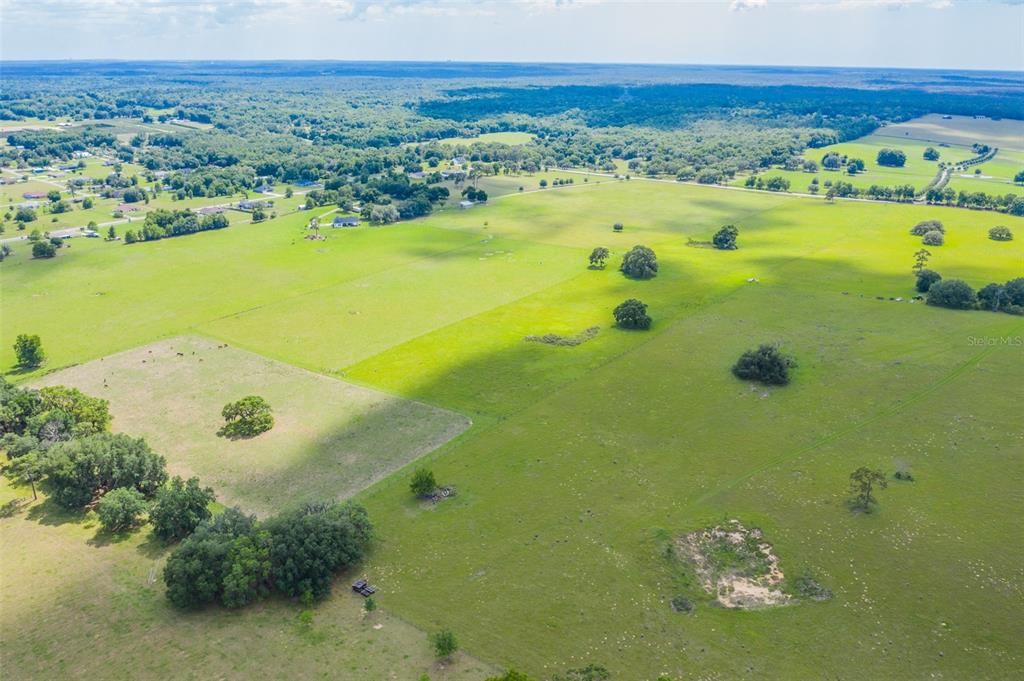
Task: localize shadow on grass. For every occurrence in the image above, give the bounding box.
[136,531,174,560]
[25,495,83,527]
[88,524,140,548]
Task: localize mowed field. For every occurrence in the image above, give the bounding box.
[2,173,1024,679]
[32,335,471,517]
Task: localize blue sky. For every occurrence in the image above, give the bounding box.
[1,0,1021,70]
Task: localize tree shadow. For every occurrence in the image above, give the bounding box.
[88,524,139,548]
[136,531,174,560]
[24,495,83,527]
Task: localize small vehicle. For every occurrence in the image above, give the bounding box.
[352,579,377,597]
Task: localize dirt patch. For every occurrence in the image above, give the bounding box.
[675,520,791,609]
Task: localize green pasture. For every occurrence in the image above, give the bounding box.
[2,174,1023,679]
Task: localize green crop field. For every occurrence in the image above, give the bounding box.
[2,169,1023,679]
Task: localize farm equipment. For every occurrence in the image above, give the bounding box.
[352,580,377,597]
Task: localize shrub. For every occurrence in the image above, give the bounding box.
[731,344,796,386]
[431,628,458,660]
[921,230,944,246]
[712,224,739,250]
[612,222,623,232]
[32,240,56,258]
[150,476,216,542]
[13,334,45,369]
[670,595,694,613]
[410,467,437,497]
[790,569,833,601]
[619,245,658,279]
[988,226,1013,241]
[96,487,147,532]
[926,279,977,310]
[218,396,273,439]
[910,220,944,236]
[915,269,942,293]
[613,298,652,330]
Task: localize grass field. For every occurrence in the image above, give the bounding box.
[2,170,1023,679]
[432,132,536,146]
[32,335,471,516]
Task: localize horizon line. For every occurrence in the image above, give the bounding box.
[1,58,1022,75]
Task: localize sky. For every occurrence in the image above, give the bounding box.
[1,0,1022,70]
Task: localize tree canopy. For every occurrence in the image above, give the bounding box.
[619,245,658,279]
[219,396,274,439]
[613,299,652,330]
[926,279,977,310]
[712,224,739,250]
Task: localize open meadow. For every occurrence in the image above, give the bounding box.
[3,164,1022,680]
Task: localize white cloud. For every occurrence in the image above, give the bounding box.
[730,0,768,10]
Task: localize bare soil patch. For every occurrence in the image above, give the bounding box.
[675,520,791,609]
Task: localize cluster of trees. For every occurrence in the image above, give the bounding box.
[909,219,945,246]
[163,501,372,608]
[461,186,489,203]
[0,379,167,521]
[876,149,906,167]
[925,276,1024,314]
[923,186,1024,215]
[743,175,790,192]
[124,209,229,243]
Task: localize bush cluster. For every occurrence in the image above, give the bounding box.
[732,345,797,386]
[926,277,1024,314]
[163,501,372,608]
